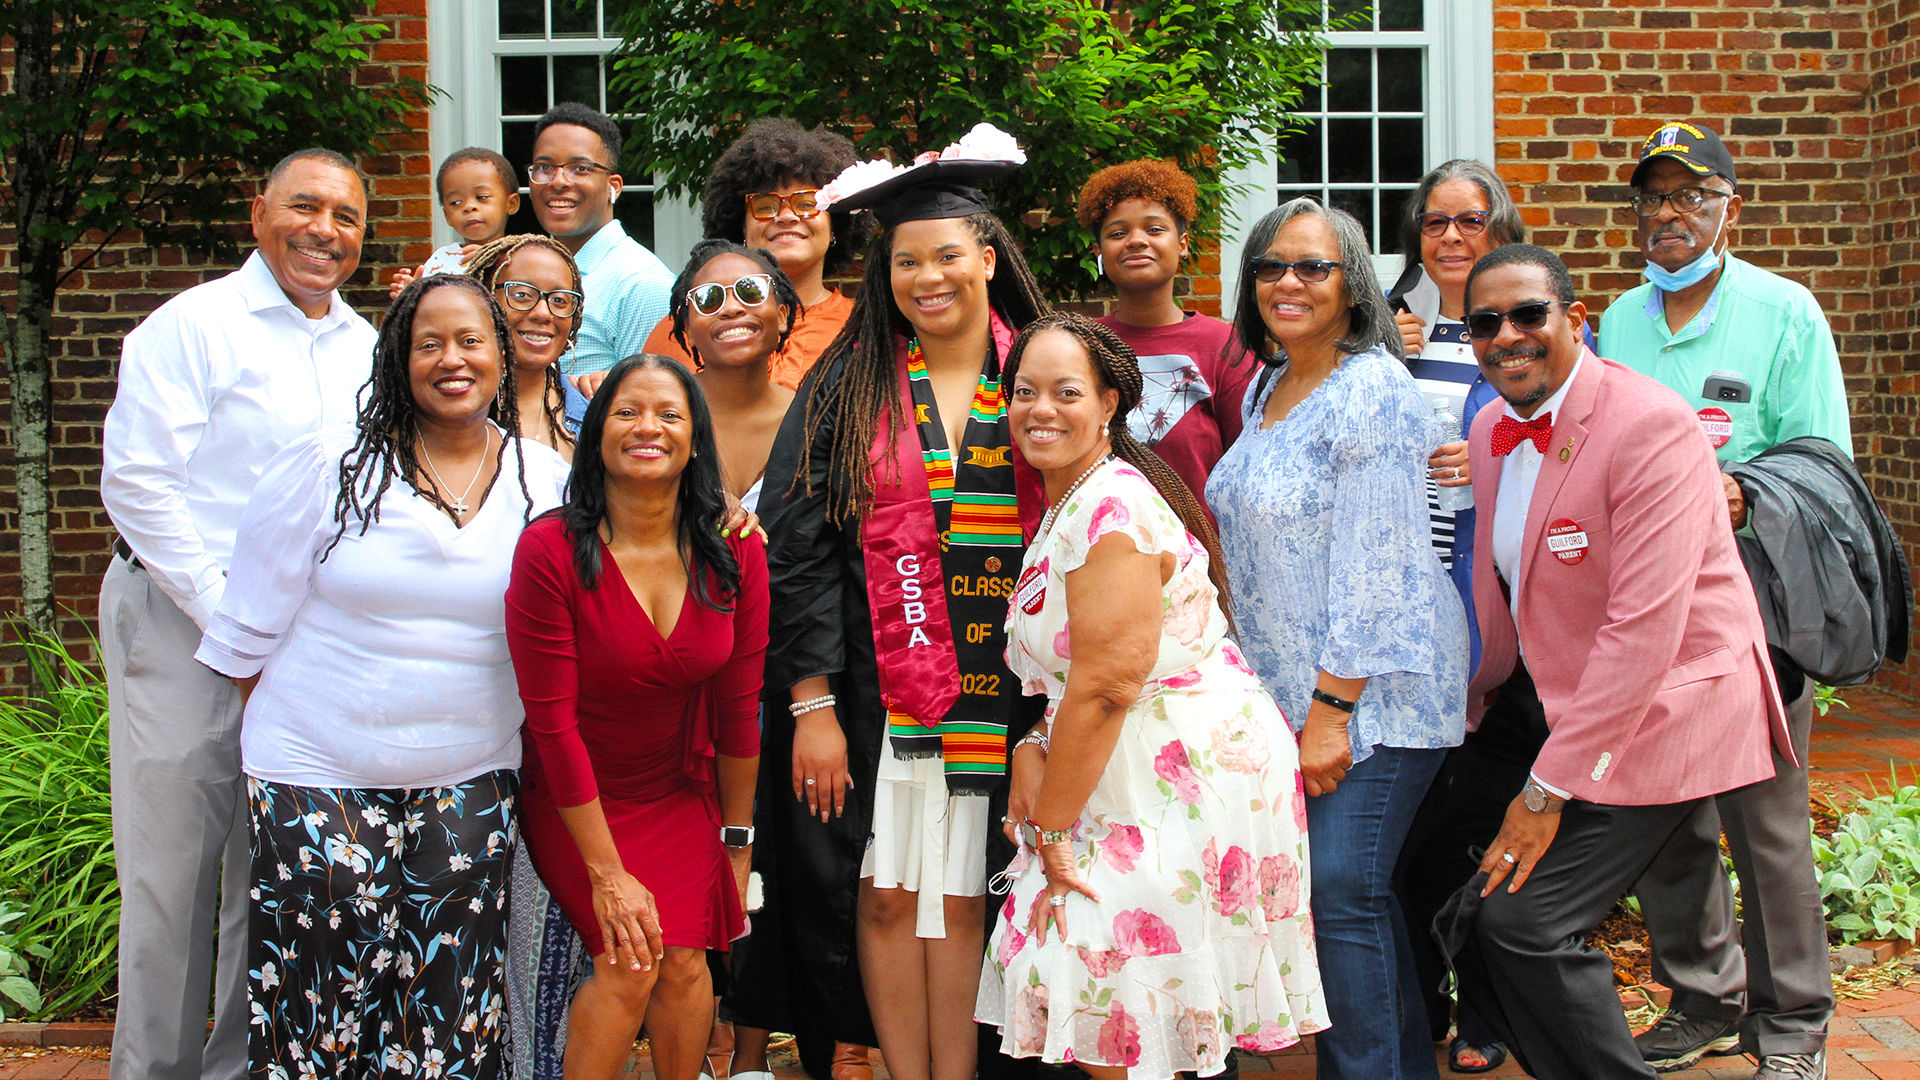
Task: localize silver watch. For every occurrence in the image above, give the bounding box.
[1522,780,1562,814]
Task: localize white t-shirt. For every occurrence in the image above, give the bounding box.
[196,424,571,788]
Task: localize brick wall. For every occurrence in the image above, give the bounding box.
[1492,0,1920,695]
[0,5,436,690]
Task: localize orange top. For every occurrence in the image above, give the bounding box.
[639,288,856,391]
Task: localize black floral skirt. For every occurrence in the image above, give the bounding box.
[246,770,518,1079]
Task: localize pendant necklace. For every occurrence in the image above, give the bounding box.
[420,425,493,515]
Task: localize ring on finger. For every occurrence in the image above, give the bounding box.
[804,777,817,786]
[1047,894,1067,907]
[1500,852,1517,865]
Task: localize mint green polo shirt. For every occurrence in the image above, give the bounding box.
[1597,253,1852,464]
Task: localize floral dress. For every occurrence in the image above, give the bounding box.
[975,461,1328,1077]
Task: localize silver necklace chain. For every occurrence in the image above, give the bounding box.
[419,425,493,515]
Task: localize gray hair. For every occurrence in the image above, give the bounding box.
[1398,159,1526,259]
[1230,197,1403,367]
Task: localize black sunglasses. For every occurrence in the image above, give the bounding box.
[686,274,774,315]
[1248,256,1342,284]
[1418,210,1491,238]
[1464,300,1558,341]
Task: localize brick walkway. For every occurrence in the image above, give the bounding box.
[4,690,1916,1080]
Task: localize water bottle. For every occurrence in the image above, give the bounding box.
[1429,397,1473,512]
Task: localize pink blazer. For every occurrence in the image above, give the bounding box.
[1465,349,1790,806]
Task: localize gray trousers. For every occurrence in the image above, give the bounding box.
[1634,682,1833,1057]
[101,556,249,1080]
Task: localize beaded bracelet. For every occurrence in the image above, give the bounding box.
[789,694,837,717]
[1014,729,1050,754]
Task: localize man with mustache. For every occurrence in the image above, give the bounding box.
[99,148,375,1080]
[527,102,675,377]
[1450,243,1788,1080]
[1599,122,1843,1080]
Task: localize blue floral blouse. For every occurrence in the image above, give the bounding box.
[1205,345,1467,764]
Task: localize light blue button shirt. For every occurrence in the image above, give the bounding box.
[563,220,674,377]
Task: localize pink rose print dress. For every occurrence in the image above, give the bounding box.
[975,461,1327,1076]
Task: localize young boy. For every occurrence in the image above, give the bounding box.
[388,147,520,295]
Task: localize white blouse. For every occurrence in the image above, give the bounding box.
[196,424,571,788]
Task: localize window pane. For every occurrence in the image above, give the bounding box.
[552,0,596,38]
[1379,117,1425,182]
[1329,187,1375,247]
[553,55,602,110]
[1326,49,1370,112]
[615,193,655,250]
[1378,48,1423,112]
[1378,0,1422,32]
[1379,188,1416,254]
[1330,0,1371,30]
[502,119,538,184]
[1326,117,1373,183]
[499,0,543,39]
[500,56,547,118]
[1276,120,1323,185]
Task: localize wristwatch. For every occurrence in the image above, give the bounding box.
[721,825,755,847]
[1521,780,1565,814]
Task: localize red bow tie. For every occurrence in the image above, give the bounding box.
[1491,413,1554,457]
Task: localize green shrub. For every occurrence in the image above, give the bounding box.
[0,636,118,1017]
[0,900,50,1020]
[1812,768,1920,945]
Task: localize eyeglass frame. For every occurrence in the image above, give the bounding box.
[1247,256,1343,284]
[526,159,617,185]
[685,274,776,315]
[1627,185,1731,219]
[1463,300,1560,342]
[493,281,585,319]
[744,189,823,221]
[1417,210,1492,238]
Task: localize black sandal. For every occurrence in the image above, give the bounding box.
[1448,1037,1508,1074]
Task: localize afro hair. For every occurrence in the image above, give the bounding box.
[700,118,871,276]
[1074,159,1201,232]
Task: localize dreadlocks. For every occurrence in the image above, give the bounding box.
[465,233,583,451]
[324,273,529,557]
[1002,312,1237,628]
[795,211,1050,524]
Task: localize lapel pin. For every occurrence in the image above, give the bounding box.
[1559,438,1574,463]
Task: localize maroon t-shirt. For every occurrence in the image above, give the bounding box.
[1097,312,1255,521]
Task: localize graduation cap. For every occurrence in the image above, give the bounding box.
[819,123,1025,228]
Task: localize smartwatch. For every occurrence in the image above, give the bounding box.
[721,825,755,847]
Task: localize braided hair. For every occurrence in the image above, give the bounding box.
[794,211,1050,524]
[1001,312,1237,627]
[465,233,584,449]
[561,354,739,610]
[325,273,529,557]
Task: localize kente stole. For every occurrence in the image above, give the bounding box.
[860,319,1037,792]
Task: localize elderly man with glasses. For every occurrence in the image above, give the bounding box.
[1597,121,1846,1080]
[529,101,676,376]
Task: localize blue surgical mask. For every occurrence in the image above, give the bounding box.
[1644,213,1727,292]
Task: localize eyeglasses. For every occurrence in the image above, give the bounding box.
[1248,257,1342,284]
[1628,186,1730,218]
[686,274,775,315]
[1464,300,1558,341]
[745,189,822,221]
[1418,210,1491,238]
[527,160,615,184]
[494,281,583,318]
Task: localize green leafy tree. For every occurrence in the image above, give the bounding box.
[608,0,1329,297]
[0,2,427,659]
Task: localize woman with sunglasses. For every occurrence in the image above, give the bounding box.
[641,118,870,389]
[1205,198,1467,1080]
[467,234,592,461]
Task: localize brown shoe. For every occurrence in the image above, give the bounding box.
[830,1042,873,1080]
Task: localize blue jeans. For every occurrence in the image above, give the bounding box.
[1306,744,1447,1080]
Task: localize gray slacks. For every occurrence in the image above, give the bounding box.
[1633,682,1833,1056]
[101,556,249,1080]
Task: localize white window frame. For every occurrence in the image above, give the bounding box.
[425,0,702,267]
[1220,0,1494,302]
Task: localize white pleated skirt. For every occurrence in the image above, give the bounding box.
[862,737,989,938]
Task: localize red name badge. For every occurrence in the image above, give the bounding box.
[1697,406,1732,449]
[1014,563,1047,614]
[1547,518,1589,565]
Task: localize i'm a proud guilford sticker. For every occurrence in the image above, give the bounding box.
[1697,406,1732,449]
[1547,518,1590,565]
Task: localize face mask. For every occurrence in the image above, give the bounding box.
[1643,211,1726,292]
